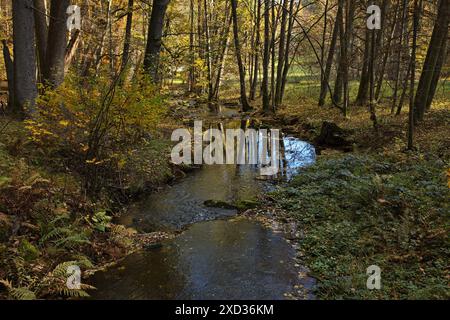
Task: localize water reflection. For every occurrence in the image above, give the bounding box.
[94,110,317,300]
[120,131,315,232]
[89,219,301,300]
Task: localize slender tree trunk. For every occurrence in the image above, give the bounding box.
[355,28,371,106]
[368,27,378,129]
[414,0,449,122]
[408,0,419,149]
[34,0,48,78]
[396,56,411,115]
[121,0,134,70]
[213,14,232,100]
[230,0,252,111]
[425,33,448,111]
[391,0,408,114]
[203,0,214,106]
[270,0,276,111]
[65,29,81,73]
[12,0,38,115]
[342,0,355,117]
[44,0,70,88]
[188,0,195,92]
[274,0,288,107]
[318,3,341,106]
[143,0,170,83]
[375,2,399,101]
[319,0,329,93]
[2,40,15,110]
[250,0,261,100]
[262,0,270,113]
[279,0,298,104]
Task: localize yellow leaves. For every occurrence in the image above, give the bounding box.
[59,120,69,127]
[118,158,127,170]
[85,158,104,165]
[447,168,450,189]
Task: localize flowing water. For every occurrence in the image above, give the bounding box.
[88,108,316,300]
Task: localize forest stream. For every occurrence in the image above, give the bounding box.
[88,107,317,300]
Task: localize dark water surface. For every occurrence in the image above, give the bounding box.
[89,111,316,300]
[89,219,304,299]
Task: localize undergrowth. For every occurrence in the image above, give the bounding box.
[272,153,449,299]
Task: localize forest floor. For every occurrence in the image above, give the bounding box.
[244,95,450,299]
[0,86,448,299]
[0,116,179,299]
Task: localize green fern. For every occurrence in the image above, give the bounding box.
[41,261,95,298]
[54,233,90,248]
[9,287,37,300]
[0,279,36,300]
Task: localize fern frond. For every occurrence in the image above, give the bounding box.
[54,234,90,248]
[40,227,72,244]
[0,279,13,290]
[9,287,36,300]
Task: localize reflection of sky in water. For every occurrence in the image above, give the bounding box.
[282,136,316,180]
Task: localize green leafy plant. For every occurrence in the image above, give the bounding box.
[91,211,112,232]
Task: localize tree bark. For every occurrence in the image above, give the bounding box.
[121,0,134,70]
[318,3,341,106]
[12,0,38,115]
[262,0,270,113]
[249,0,261,101]
[274,0,288,107]
[44,0,70,88]
[143,0,170,83]
[33,0,48,78]
[230,0,252,112]
[408,0,419,149]
[2,40,15,110]
[355,28,370,106]
[414,0,449,122]
[279,0,298,104]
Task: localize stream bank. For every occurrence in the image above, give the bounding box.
[87,103,318,300]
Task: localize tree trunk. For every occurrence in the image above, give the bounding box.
[44,0,70,88]
[121,0,134,70]
[274,0,288,107]
[279,0,298,104]
[249,0,261,101]
[262,0,270,113]
[425,33,448,111]
[12,0,38,115]
[318,3,341,106]
[188,0,195,92]
[213,14,232,100]
[203,0,214,106]
[375,1,399,101]
[355,28,370,106]
[391,0,408,113]
[408,0,419,149]
[2,40,15,110]
[230,0,252,112]
[143,0,170,83]
[65,29,81,73]
[414,0,449,122]
[34,0,48,78]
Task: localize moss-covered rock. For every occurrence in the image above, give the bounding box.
[235,199,259,211]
